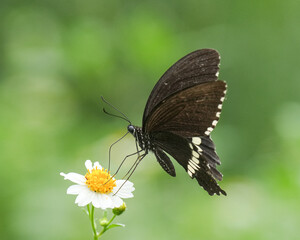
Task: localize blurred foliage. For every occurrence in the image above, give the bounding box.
[0,0,300,239]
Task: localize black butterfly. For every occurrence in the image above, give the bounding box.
[114,49,227,196]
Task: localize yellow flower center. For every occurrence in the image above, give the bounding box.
[85,167,116,194]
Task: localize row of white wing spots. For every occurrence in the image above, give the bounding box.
[218,93,226,110]
[187,138,203,178]
[205,84,227,136]
[210,59,226,195]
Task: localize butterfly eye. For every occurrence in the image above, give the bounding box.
[127,125,135,134]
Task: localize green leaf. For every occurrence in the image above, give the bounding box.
[107,223,125,230]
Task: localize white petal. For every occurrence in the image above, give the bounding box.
[101,194,114,208]
[66,185,87,195]
[60,172,86,185]
[113,180,135,198]
[111,195,123,208]
[115,180,134,189]
[92,193,113,209]
[74,187,89,203]
[85,160,93,171]
[91,193,103,208]
[93,161,102,170]
[75,188,94,206]
[118,192,134,198]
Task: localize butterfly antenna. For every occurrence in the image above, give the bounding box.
[101,96,131,124]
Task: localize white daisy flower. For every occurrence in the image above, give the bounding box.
[60,160,135,209]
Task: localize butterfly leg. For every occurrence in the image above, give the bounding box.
[103,149,143,186]
[113,153,147,195]
[121,152,146,179]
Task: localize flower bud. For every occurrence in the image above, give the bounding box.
[112,202,126,216]
[99,217,109,227]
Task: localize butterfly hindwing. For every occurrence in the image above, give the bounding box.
[189,136,223,181]
[151,131,226,196]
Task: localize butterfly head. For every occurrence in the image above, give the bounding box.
[127,125,136,135]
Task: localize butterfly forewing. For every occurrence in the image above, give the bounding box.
[143,49,220,125]
[144,81,227,137]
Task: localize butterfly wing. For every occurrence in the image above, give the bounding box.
[143,48,220,126]
[152,131,226,196]
[141,49,227,195]
[144,81,227,137]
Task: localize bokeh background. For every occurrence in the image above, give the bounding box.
[1,0,300,239]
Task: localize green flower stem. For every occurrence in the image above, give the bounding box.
[87,205,98,240]
[87,205,121,239]
[107,214,117,226]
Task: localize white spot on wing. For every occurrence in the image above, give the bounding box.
[220,97,225,102]
[192,150,199,158]
[216,112,221,118]
[192,156,200,164]
[218,104,222,109]
[212,120,218,126]
[189,143,193,149]
[216,71,219,77]
[188,170,193,178]
[205,127,213,136]
[196,145,203,152]
[192,137,201,145]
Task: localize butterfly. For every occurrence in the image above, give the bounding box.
[114,49,227,196]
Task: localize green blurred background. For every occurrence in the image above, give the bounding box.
[1,0,300,239]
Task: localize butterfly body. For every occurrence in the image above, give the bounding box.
[127,49,227,196]
[128,125,153,153]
